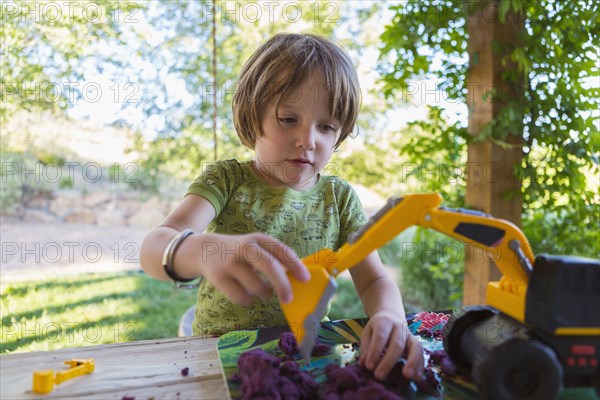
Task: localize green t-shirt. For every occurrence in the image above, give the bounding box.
[187,159,366,335]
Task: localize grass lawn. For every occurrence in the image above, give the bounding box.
[1,271,197,354]
[1,271,368,354]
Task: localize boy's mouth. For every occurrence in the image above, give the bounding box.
[288,158,313,167]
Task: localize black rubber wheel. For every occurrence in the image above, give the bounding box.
[442,305,496,371]
[472,339,563,400]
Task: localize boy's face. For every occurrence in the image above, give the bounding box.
[254,74,340,191]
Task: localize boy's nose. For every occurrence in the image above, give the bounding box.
[295,127,316,150]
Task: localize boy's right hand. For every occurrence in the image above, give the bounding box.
[196,233,310,306]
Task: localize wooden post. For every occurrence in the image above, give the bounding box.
[464,1,525,305]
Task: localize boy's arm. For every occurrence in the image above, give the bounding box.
[349,251,424,381]
[139,194,216,281]
[139,194,310,305]
[350,251,405,319]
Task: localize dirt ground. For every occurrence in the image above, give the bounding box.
[0,220,397,282]
[1,221,148,280]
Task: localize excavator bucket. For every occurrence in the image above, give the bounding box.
[281,248,339,363]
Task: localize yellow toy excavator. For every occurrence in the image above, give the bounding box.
[281,193,600,399]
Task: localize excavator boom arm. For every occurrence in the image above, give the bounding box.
[422,207,534,284]
[283,193,537,359]
[330,193,534,288]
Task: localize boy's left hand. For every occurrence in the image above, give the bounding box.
[358,310,424,381]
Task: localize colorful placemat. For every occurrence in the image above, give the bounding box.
[217,316,482,399]
[217,316,600,399]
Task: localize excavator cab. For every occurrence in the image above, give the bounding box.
[527,254,600,334]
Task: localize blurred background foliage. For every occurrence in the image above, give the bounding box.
[378,0,599,262]
[2,0,598,317]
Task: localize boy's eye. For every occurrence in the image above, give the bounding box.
[278,117,296,124]
[321,124,338,133]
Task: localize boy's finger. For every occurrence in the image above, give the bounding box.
[235,263,273,300]
[359,328,372,367]
[250,243,294,303]
[373,327,404,380]
[219,277,253,307]
[403,335,424,380]
[258,236,309,282]
[363,325,390,371]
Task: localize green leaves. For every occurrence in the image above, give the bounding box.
[1,1,139,123]
[379,0,599,258]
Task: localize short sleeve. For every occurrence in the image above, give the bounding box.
[336,180,368,246]
[186,160,242,216]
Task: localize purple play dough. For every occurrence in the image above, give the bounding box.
[415,367,441,395]
[321,364,404,400]
[311,343,331,357]
[427,349,458,377]
[235,348,318,400]
[385,360,412,392]
[429,349,447,364]
[235,333,443,398]
[440,357,458,376]
[278,331,331,357]
[278,332,299,355]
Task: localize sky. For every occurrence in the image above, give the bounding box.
[64,0,596,141]
[66,1,469,138]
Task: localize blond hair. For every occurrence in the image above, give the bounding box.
[233,33,361,149]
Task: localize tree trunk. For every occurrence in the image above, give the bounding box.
[464,1,525,305]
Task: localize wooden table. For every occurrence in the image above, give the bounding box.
[0,336,228,399]
[4,332,597,400]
